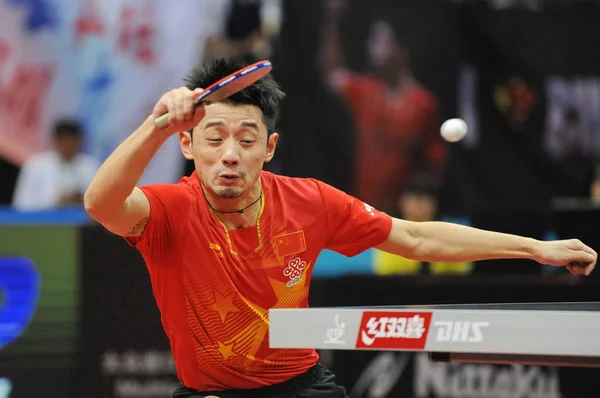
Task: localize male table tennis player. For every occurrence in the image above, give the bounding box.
[84,58,596,398]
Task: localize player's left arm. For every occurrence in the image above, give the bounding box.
[375,218,597,276]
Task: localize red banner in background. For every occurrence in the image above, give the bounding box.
[0,38,56,165]
[0,0,230,187]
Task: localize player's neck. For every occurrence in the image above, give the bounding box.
[202,182,263,230]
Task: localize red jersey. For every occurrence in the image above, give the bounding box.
[125,171,392,391]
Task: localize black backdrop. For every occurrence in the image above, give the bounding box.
[273,0,600,218]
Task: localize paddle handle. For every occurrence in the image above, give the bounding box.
[154,94,206,129]
[154,113,170,129]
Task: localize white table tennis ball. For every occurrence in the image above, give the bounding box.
[440,118,467,142]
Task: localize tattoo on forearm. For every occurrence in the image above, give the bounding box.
[125,217,149,237]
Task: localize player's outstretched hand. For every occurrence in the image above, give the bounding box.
[153,87,206,135]
[534,239,597,276]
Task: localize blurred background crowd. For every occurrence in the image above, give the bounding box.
[1,0,600,397]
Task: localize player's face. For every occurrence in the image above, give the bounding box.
[182,102,278,199]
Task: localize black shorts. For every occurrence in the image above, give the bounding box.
[172,363,348,398]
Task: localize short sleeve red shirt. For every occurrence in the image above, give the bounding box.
[125,171,392,391]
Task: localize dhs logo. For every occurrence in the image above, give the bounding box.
[433,321,489,343]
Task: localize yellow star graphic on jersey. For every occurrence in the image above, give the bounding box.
[208,264,311,368]
[217,341,238,360]
[207,290,241,322]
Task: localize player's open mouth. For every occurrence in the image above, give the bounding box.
[219,174,241,183]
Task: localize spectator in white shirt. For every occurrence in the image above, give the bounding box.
[12,120,99,211]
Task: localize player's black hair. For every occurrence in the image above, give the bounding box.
[184,58,285,136]
[52,119,82,139]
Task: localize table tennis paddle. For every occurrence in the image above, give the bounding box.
[154,60,273,129]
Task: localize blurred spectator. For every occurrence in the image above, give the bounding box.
[397,173,438,222]
[202,0,281,64]
[321,0,447,214]
[12,120,99,211]
[590,158,600,203]
[374,174,473,275]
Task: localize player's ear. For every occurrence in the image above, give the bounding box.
[265,132,279,163]
[179,130,194,160]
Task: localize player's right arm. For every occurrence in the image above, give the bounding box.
[84,87,205,237]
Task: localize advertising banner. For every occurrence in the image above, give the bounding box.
[0,226,78,398]
[75,226,179,398]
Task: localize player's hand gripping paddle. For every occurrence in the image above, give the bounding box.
[154,60,273,129]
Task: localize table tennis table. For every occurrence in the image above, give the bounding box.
[269,302,600,368]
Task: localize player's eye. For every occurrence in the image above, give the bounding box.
[207,138,223,142]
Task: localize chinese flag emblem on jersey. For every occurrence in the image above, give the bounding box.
[274,231,306,258]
